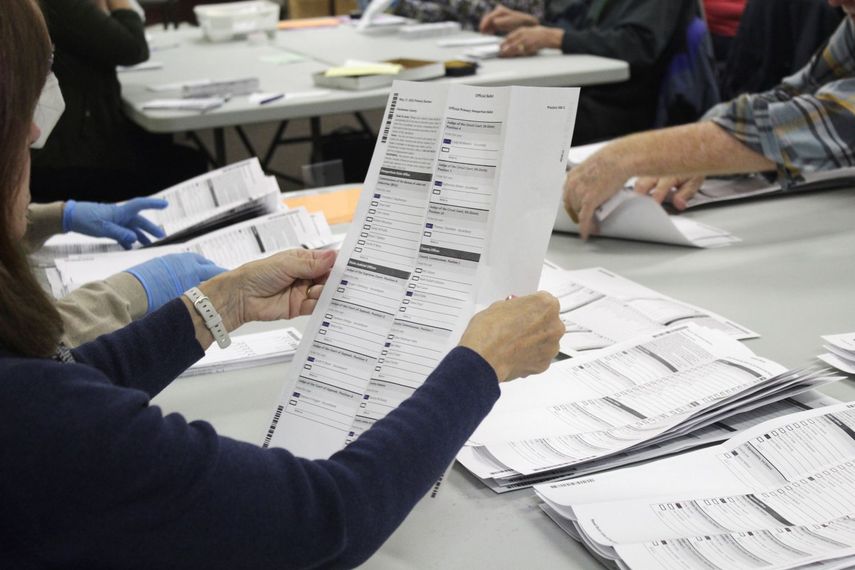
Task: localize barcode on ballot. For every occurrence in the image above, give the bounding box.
[262,405,284,448]
[381,93,398,144]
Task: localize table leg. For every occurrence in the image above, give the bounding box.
[214,128,226,166]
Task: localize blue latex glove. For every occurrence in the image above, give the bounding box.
[62,198,169,250]
[126,253,226,314]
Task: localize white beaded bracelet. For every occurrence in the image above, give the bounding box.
[184,287,231,349]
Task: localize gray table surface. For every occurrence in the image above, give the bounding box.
[121,25,629,132]
[151,187,855,569]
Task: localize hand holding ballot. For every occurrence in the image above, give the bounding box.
[189,249,337,343]
[459,292,564,382]
[62,197,168,249]
[563,123,776,239]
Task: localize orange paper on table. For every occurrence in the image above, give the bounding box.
[277,17,344,30]
[282,187,362,225]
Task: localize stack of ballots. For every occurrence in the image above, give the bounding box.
[457,324,843,492]
[36,157,281,266]
[181,328,303,378]
[535,401,855,570]
[42,158,339,298]
[47,205,336,298]
[819,333,855,375]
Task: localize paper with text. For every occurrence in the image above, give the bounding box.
[263,81,578,459]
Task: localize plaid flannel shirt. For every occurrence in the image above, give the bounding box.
[705,17,855,184]
[395,0,544,30]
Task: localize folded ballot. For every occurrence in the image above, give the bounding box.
[539,265,757,356]
[535,400,855,570]
[181,328,302,377]
[36,158,280,265]
[146,158,280,244]
[50,207,337,297]
[819,332,855,374]
[554,188,740,248]
[458,324,842,491]
[689,167,855,208]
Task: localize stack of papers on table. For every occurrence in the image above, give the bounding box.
[689,167,855,208]
[49,207,337,297]
[147,158,280,244]
[458,325,843,492]
[540,265,757,356]
[30,234,122,267]
[535,401,855,570]
[33,159,279,267]
[819,332,855,374]
[182,328,302,377]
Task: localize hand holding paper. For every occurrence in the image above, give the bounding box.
[459,292,563,382]
[213,248,337,327]
[562,146,629,239]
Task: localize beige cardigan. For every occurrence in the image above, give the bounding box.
[27,202,148,347]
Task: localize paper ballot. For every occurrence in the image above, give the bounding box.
[145,158,279,242]
[554,188,740,247]
[539,265,757,356]
[559,143,740,247]
[458,325,841,490]
[535,401,855,570]
[181,328,302,377]
[262,80,579,459]
[819,332,855,374]
[51,208,335,296]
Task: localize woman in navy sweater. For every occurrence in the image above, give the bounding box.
[0,1,563,567]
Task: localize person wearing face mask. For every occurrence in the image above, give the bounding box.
[563,0,855,239]
[1,2,565,567]
[27,77,225,347]
[28,0,208,203]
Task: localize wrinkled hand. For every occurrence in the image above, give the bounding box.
[500,26,563,57]
[459,292,563,382]
[634,175,704,210]
[126,253,226,314]
[63,198,168,249]
[205,249,336,330]
[562,151,629,240]
[479,4,538,34]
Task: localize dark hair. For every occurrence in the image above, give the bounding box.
[0,0,63,357]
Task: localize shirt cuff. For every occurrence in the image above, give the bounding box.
[107,272,149,319]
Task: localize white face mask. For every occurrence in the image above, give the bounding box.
[31,72,65,149]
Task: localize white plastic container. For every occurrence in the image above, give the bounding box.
[194,1,280,42]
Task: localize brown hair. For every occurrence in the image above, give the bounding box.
[0,0,63,357]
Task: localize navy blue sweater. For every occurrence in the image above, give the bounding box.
[0,299,499,569]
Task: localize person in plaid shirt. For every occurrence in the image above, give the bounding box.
[563,1,855,239]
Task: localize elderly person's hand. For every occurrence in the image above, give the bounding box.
[479,4,538,35]
[459,292,563,382]
[63,198,169,249]
[500,26,563,57]
[562,147,631,240]
[188,249,336,347]
[634,175,705,211]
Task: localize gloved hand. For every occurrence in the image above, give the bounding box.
[126,253,226,314]
[62,198,169,250]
